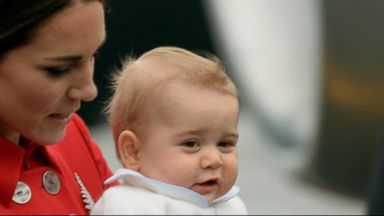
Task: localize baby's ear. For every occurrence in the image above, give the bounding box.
[117,130,141,171]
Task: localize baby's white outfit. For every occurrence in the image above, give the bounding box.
[91,168,248,215]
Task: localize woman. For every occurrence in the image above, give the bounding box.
[0,0,117,214]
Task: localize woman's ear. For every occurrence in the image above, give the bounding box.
[117,130,141,171]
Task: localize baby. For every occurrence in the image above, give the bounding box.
[91,46,247,214]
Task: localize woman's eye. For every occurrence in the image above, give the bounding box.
[45,66,71,77]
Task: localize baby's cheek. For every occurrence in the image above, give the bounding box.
[224,156,239,184]
[166,161,196,186]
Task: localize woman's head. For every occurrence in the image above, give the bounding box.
[0,0,105,61]
[0,0,106,145]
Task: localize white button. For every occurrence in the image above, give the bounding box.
[12,181,32,204]
[43,170,61,195]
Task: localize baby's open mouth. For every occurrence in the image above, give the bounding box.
[191,178,220,194]
[198,179,218,186]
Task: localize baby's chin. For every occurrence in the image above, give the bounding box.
[202,191,224,204]
[193,188,224,203]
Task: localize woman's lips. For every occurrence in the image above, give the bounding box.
[48,113,73,124]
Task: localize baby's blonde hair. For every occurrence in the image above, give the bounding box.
[105,46,238,158]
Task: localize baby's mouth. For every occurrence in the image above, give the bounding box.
[192,178,219,194]
[198,179,218,186]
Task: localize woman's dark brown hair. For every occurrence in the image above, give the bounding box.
[0,0,105,60]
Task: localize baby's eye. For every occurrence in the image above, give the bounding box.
[181,140,200,148]
[217,140,236,152]
[218,141,231,148]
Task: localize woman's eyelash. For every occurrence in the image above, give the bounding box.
[45,66,71,77]
[92,50,101,59]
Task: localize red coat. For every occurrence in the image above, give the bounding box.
[0,114,117,215]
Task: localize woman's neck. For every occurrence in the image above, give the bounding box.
[0,124,20,145]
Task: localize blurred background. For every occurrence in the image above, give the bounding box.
[78,0,384,214]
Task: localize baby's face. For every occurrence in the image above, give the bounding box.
[136,82,239,203]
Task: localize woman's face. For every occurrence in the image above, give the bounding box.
[0,1,106,145]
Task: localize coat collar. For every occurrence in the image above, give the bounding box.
[0,136,53,207]
[0,135,26,207]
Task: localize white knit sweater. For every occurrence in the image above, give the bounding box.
[91,168,248,215]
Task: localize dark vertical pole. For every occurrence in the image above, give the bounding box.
[368,126,384,215]
[308,0,384,198]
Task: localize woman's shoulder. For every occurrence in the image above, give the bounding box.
[63,113,94,146]
[69,113,91,134]
[46,113,114,203]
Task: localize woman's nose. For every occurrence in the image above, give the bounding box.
[201,149,224,169]
[69,82,97,102]
[67,63,98,101]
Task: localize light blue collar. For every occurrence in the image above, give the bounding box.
[105,168,240,208]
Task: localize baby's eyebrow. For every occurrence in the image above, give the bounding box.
[177,129,205,137]
[226,132,239,139]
